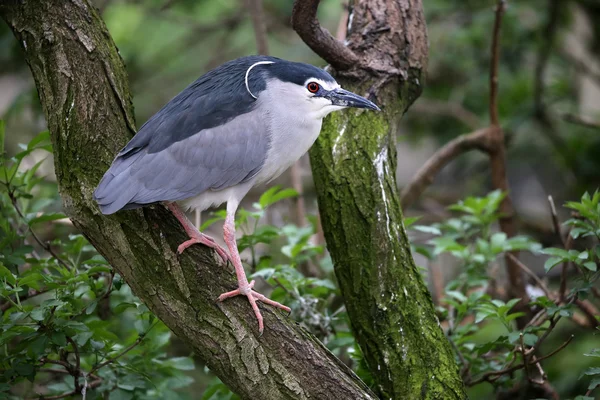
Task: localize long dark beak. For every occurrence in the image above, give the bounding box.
[327,88,381,111]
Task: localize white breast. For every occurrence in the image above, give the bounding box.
[254,80,325,185]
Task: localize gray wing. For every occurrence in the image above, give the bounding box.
[94,112,270,214]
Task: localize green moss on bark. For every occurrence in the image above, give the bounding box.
[310,76,466,400]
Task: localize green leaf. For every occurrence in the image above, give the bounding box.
[583,261,597,271]
[584,349,600,358]
[51,332,67,347]
[544,257,562,273]
[30,308,45,321]
[541,248,570,258]
[403,216,421,228]
[490,232,507,253]
[167,356,195,371]
[588,377,600,391]
[18,273,44,290]
[580,367,600,379]
[0,264,16,285]
[73,331,93,346]
[413,225,441,235]
[27,130,51,150]
[113,302,137,314]
[258,186,297,208]
[86,265,111,274]
[445,290,467,303]
[28,335,48,357]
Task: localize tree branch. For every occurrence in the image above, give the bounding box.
[400,127,496,209]
[291,0,359,70]
[298,0,465,397]
[0,1,376,398]
[487,0,530,324]
[246,0,269,55]
[488,0,505,125]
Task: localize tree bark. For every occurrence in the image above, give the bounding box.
[0,1,377,399]
[295,1,467,398]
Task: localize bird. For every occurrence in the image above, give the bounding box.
[94,55,380,334]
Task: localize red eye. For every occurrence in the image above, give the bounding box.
[307,82,320,93]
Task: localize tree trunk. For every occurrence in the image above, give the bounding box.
[294,1,467,398]
[0,1,377,399]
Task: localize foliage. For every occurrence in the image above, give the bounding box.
[0,129,195,399]
[409,190,600,397]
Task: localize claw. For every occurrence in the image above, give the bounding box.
[218,280,291,334]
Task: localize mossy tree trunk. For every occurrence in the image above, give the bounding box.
[0,1,378,399]
[298,1,467,398]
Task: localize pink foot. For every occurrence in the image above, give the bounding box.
[218,280,291,334]
[178,232,230,264]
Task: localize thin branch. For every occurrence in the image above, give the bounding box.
[487,0,530,325]
[448,335,469,379]
[400,127,496,209]
[291,0,359,70]
[562,113,600,130]
[548,195,570,303]
[246,0,269,55]
[66,337,81,391]
[489,0,505,125]
[26,380,102,400]
[89,322,156,375]
[39,358,72,370]
[533,0,560,113]
[467,334,573,386]
[1,288,48,312]
[506,253,552,299]
[8,192,71,270]
[574,298,600,328]
[410,99,480,130]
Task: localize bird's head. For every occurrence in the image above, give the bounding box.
[245,58,380,119]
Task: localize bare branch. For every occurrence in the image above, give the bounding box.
[89,323,156,376]
[562,113,600,130]
[401,127,495,209]
[574,299,600,328]
[467,335,573,386]
[506,253,552,299]
[246,0,269,54]
[486,0,530,324]
[26,380,102,400]
[291,0,359,70]
[489,0,505,125]
[410,100,480,130]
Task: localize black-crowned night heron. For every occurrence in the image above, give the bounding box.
[94,56,379,334]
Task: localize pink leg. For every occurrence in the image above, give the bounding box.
[167,203,230,264]
[219,211,291,334]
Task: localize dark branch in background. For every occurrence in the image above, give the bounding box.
[562,113,600,130]
[291,0,359,70]
[532,0,574,173]
[486,1,530,320]
[245,0,269,54]
[8,191,71,270]
[488,0,504,126]
[401,127,496,208]
[533,0,561,116]
[411,100,481,130]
